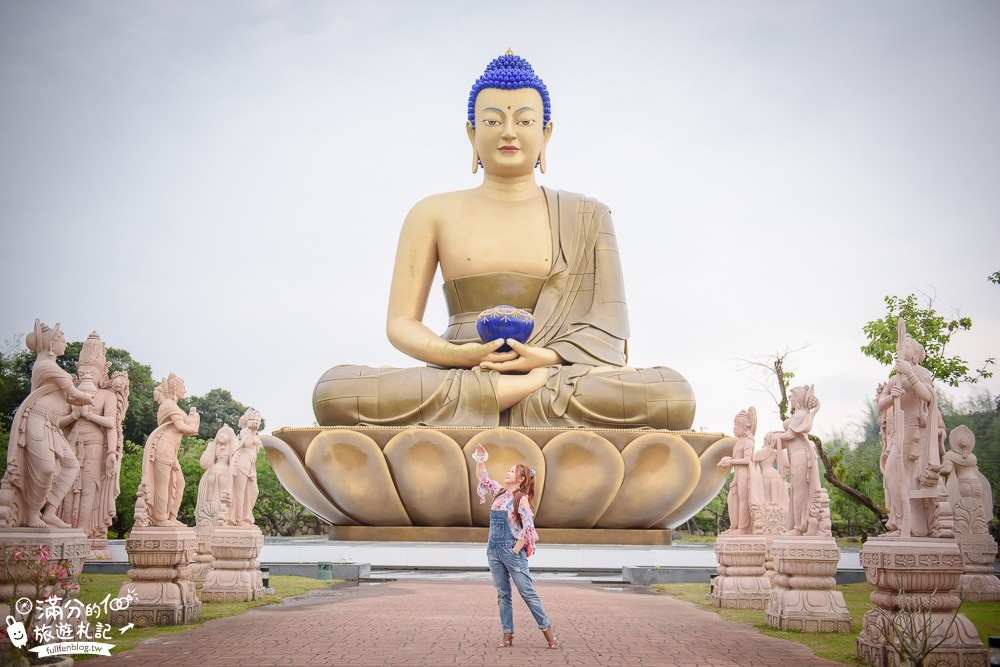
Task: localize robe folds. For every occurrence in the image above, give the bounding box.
[313,187,695,430]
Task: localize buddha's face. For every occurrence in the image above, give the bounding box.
[468,87,551,176]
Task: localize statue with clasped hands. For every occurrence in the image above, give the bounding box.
[313,52,695,430]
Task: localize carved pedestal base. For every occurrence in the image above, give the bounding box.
[201,525,265,602]
[712,535,769,609]
[766,536,852,632]
[0,528,89,618]
[856,536,986,667]
[109,526,200,627]
[956,535,1000,602]
[88,536,112,561]
[190,526,215,587]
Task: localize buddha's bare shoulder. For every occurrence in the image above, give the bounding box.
[403,189,477,227]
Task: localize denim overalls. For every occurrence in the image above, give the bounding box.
[487,504,550,634]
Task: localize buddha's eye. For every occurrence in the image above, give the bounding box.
[517,119,535,127]
[482,119,501,127]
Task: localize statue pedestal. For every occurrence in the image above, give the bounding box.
[765,536,851,632]
[109,526,201,627]
[201,525,265,602]
[0,528,89,617]
[711,535,769,609]
[190,525,215,587]
[956,534,1000,602]
[856,536,986,666]
[88,536,113,561]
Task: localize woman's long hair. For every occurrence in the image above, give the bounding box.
[507,463,536,528]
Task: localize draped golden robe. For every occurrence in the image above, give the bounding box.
[313,188,695,430]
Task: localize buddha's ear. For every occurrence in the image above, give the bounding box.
[539,121,554,174]
[466,120,479,174]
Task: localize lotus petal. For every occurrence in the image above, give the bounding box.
[385,429,470,527]
[538,431,623,528]
[305,430,410,526]
[659,436,735,528]
[597,433,700,529]
[261,434,357,525]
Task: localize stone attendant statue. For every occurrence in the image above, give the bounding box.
[718,407,756,535]
[312,51,695,430]
[196,424,236,527]
[225,408,262,527]
[57,331,129,549]
[0,320,92,528]
[134,373,200,527]
[765,385,822,536]
[749,430,790,534]
[875,324,950,538]
[940,425,992,536]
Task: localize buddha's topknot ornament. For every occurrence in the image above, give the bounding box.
[468,51,551,127]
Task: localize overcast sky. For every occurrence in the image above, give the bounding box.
[2,1,998,442]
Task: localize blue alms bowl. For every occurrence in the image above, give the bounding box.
[476,305,534,353]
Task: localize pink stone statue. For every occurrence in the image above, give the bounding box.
[750,431,790,535]
[941,425,991,535]
[765,384,824,536]
[134,373,200,527]
[196,424,236,527]
[224,408,261,527]
[57,332,129,553]
[0,320,93,528]
[718,407,756,535]
[876,321,951,538]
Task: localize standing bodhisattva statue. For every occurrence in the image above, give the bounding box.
[876,319,952,538]
[0,320,92,528]
[312,51,695,430]
[134,373,200,527]
[58,331,129,546]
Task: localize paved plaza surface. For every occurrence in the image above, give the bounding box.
[84,577,845,666]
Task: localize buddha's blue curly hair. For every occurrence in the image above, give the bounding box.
[467,53,551,128]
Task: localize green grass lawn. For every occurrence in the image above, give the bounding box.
[70,574,334,660]
[650,582,1000,666]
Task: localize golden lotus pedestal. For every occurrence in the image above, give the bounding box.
[263,425,735,543]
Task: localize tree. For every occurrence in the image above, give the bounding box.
[861,294,994,387]
[179,388,264,440]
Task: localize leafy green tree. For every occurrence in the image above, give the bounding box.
[861,294,995,387]
[110,440,143,538]
[179,388,264,440]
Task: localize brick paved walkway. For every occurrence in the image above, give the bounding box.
[84,580,845,666]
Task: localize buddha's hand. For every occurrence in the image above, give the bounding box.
[449,339,518,368]
[479,339,561,373]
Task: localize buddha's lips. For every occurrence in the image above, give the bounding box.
[499,146,519,152]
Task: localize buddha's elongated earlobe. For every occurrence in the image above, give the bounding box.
[538,120,553,174]
[467,120,479,174]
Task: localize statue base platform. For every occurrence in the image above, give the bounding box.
[956,534,1000,602]
[109,526,201,627]
[264,426,735,535]
[190,525,215,587]
[766,536,852,633]
[711,535,769,609]
[327,525,672,545]
[856,536,986,666]
[0,527,89,617]
[201,525,265,602]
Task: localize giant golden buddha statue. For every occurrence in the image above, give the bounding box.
[263,53,733,543]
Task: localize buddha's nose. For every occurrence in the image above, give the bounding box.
[501,120,516,140]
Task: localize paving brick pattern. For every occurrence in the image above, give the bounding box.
[84,580,845,666]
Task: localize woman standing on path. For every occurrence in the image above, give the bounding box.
[473,443,558,649]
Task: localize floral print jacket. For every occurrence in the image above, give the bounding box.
[477,470,540,556]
